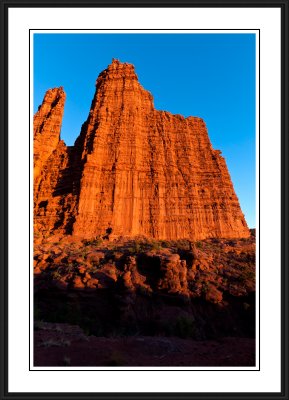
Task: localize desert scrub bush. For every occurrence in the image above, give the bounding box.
[51,270,62,280]
[66,264,76,273]
[243,302,251,311]
[149,240,162,251]
[201,281,209,295]
[134,241,141,253]
[195,241,203,249]
[82,236,103,247]
[132,240,149,253]
[175,239,191,251]
[238,269,255,283]
[87,265,98,274]
[174,316,196,338]
[161,240,172,249]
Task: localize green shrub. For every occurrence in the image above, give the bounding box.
[161,241,172,248]
[149,240,162,251]
[135,242,141,253]
[51,270,62,280]
[174,316,196,338]
[82,236,103,247]
[175,239,191,251]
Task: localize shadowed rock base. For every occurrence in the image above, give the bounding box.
[34,234,255,367]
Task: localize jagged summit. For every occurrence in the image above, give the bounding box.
[34,87,65,130]
[33,61,250,240]
[93,59,154,115]
[96,59,138,85]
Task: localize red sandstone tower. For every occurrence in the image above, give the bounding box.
[33,59,250,240]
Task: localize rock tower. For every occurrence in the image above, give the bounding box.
[33,59,250,240]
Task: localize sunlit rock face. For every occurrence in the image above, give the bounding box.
[34,59,250,240]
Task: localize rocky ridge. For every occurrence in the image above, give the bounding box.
[34,234,255,344]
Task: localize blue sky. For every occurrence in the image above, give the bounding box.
[34,33,256,228]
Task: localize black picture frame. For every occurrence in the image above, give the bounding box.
[0,0,288,399]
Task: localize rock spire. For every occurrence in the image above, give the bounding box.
[33,60,250,240]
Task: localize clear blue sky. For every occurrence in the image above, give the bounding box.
[34,33,256,228]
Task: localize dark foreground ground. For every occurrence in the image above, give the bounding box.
[34,322,255,367]
[34,233,256,367]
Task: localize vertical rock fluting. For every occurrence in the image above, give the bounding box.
[34,87,66,181]
[34,59,250,240]
[33,87,75,233]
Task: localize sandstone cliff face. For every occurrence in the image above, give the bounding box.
[34,59,250,240]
